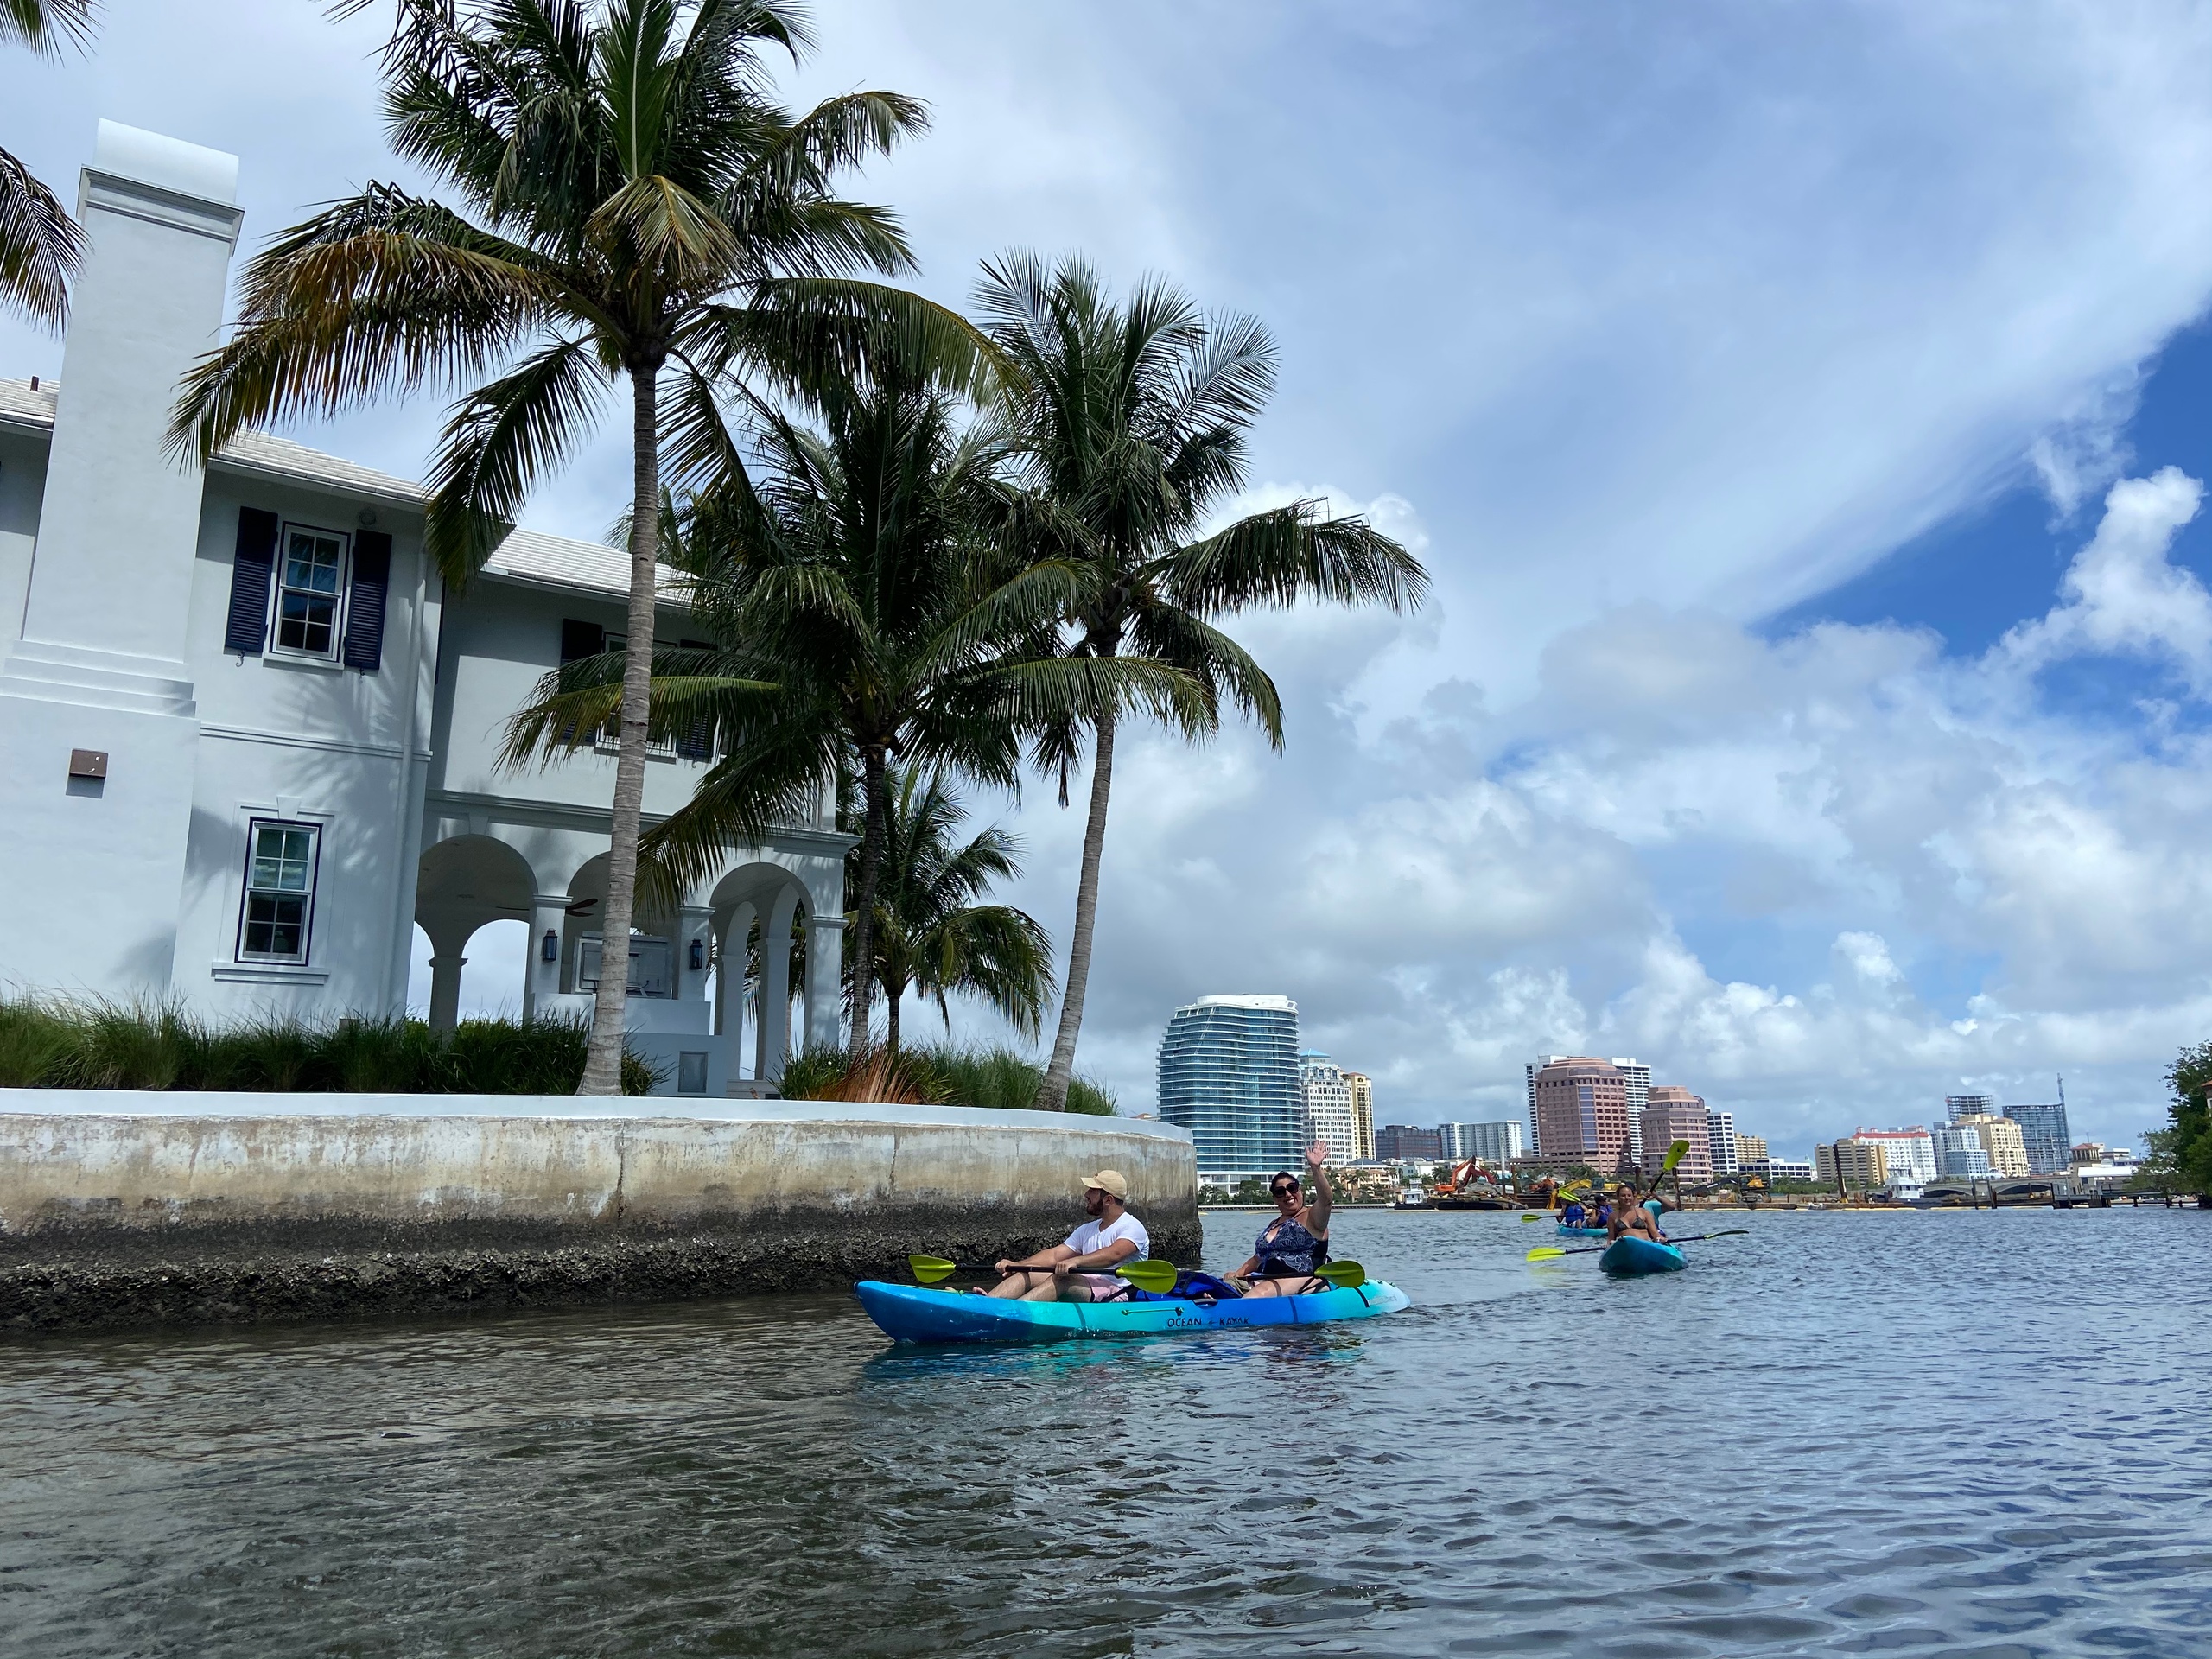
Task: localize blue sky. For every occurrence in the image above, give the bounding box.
[7,2,2212,1153]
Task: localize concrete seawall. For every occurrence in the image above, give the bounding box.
[0,1096,1199,1335]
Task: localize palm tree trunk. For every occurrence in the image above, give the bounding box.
[886,985,901,1054]
[1034,706,1115,1111]
[847,742,887,1054]
[579,369,663,1095]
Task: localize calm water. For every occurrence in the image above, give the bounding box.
[2,1208,2208,1657]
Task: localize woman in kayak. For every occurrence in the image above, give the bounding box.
[1231,1140,1333,1296]
[1608,1188,1666,1243]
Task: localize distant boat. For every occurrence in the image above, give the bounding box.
[1394,1189,1431,1209]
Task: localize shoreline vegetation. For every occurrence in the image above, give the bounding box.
[0,998,1116,1115]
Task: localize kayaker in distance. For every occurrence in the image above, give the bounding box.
[1230,1141,1334,1297]
[985,1170,1149,1302]
[1560,1194,1588,1230]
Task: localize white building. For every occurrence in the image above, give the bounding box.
[1748,1156,1815,1184]
[1613,1057,1651,1166]
[1930,1124,1993,1178]
[1300,1051,1357,1159]
[0,124,849,1091]
[1707,1110,1740,1178]
[1852,1126,1938,1190]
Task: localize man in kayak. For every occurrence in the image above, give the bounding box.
[1559,1195,1588,1230]
[986,1170,1150,1302]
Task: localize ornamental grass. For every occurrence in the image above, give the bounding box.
[0,998,658,1094]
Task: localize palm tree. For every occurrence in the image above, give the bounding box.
[978,253,1431,1111]
[0,0,94,328]
[859,766,1053,1052]
[505,339,1203,1055]
[168,0,984,1093]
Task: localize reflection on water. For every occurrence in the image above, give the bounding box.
[3,1209,2209,1656]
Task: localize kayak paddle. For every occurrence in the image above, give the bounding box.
[906,1253,1181,1294]
[1313,1261,1366,1289]
[1524,1229,1749,1262]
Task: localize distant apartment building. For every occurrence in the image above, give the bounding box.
[1299,1051,1357,1160]
[1640,1085,1713,1181]
[2004,1101,2072,1175]
[1465,1119,1525,1165]
[1531,1057,1634,1173]
[1526,1056,1568,1154]
[1343,1071,1375,1160]
[1930,1122,1993,1178]
[1851,1127,1938,1188]
[1736,1132,1770,1165]
[1817,1140,1888,1189]
[1945,1094,1996,1118]
[1376,1124,1444,1161]
[1748,1156,1815,1184]
[1614,1058,1651,1166]
[1437,1122,1475,1160]
[1158,995,1304,1182]
[1707,1110,1741,1179]
[1953,1112,2031,1178]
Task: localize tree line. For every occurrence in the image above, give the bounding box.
[6,1,1427,1100]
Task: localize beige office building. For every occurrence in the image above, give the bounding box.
[1736,1133,1770,1164]
[1816,1139,1889,1189]
[1532,1058,1634,1173]
[1640,1085,1713,1181]
[1343,1071,1374,1160]
[1953,1113,2031,1178]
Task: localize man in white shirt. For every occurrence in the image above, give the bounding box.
[986,1170,1151,1301]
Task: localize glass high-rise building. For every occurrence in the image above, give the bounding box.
[2004,1102,2071,1175]
[1159,995,1304,1180]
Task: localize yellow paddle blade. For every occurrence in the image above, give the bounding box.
[1524,1246,1568,1262]
[1520,1211,1550,1223]
[908,1254,957,1285]
[1313,1261,1366,1288]
[1114,1258,1179,1294]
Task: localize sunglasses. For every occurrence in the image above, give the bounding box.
[1270,1183,1300,1198]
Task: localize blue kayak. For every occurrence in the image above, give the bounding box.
[1599,1236,1687,1275]
[855,1279,1411,1344]
[1556,1224,1608,1238]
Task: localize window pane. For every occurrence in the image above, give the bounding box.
[241,823,317,961]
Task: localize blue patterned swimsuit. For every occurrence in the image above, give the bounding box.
[1254,1213,1328,1279]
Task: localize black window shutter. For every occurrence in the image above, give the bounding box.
[675,638,715,760]
[224,508,279,653]
[342,531,393,671]
[560,619,606,662]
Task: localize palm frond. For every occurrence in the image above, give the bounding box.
[0,143,83,330]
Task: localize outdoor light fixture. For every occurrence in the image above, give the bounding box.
[541,929,559,963]
[689,938,705,972]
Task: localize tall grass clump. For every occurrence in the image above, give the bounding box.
[778,1042,1117,1116]
[0,997,657,1094]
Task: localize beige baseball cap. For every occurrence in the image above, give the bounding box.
[1081,1169,1129,1200]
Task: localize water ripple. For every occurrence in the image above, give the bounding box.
[1,1209,2208,1655]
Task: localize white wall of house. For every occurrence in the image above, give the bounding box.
[0,122,849,1091]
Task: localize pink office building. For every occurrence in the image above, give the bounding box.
[1639,1085,1714,1181]
[1532,1058,1634,1173]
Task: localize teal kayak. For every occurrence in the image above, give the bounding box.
[1556,1224,1608,1238]
[1599,1236,1687,1275]
[855,1279,1411,1344]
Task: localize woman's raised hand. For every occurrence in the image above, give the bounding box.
[1306,1139,1329,1171]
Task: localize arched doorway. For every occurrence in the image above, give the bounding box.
[414,835,537,1031]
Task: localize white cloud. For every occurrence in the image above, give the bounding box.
[1995,467,2210,690]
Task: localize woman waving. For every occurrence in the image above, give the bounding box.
[1232,1140,1334,1297]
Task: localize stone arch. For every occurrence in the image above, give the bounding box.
[414,834,537,1031]
[709,861,814,1081]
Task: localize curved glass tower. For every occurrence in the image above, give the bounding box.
[1157,995,1303,1181]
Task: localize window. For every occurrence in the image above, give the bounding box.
[238,820,321,962]
[275,525,348,657]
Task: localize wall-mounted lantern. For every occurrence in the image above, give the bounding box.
[688,938,705,972]
[541,929,559,963]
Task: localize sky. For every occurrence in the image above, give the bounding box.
[8,1,2212,1155]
